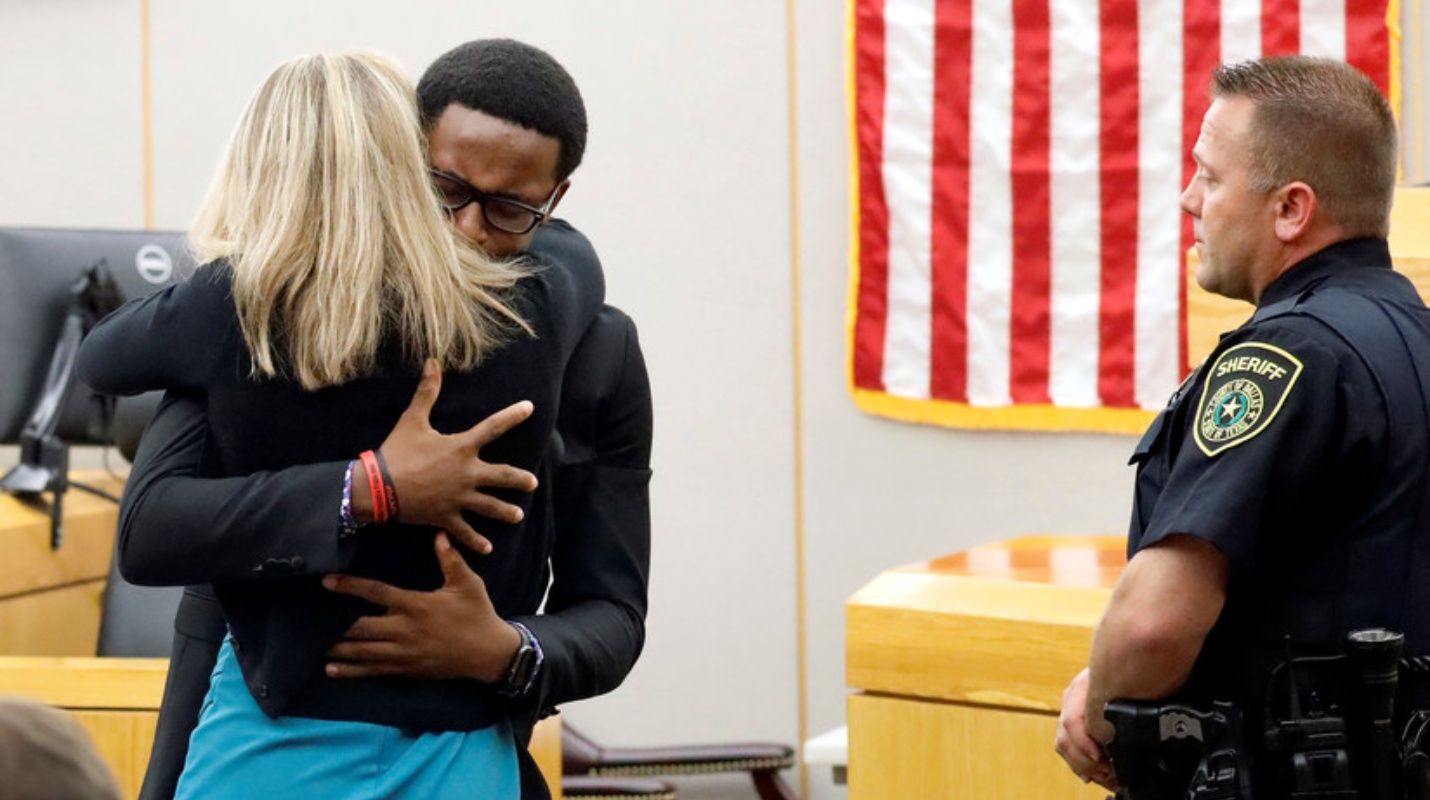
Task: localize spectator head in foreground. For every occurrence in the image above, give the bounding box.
[0,695,122,800]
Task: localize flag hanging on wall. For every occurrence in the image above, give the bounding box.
[848,0,1397,434]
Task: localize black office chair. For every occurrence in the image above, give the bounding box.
[95,558,182,658]
[94,393,181,659]
[563,775,677,800]
[563,724,797,800]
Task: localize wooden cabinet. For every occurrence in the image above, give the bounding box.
[0,471,125,655]
[846,535,1122,799]
[0,656,165,799]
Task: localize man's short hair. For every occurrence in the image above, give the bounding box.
[417,39,587,181]
[0,696,122,800]
[1212,56,1397,238]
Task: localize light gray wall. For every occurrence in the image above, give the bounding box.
[2,3,1426,799]
[0,0,145,543]
[1404,0,1430,184]
[0,0,142,227]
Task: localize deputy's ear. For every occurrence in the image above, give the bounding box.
[1273,181,1317,243]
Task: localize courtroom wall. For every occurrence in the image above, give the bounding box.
[2,3,1427,799]
[1404,1,1430,185]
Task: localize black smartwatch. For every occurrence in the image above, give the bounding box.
[497,622,540,697]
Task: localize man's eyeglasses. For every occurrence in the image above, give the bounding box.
[429,169,560,235]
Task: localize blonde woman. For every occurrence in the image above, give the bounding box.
[78,52,602,798]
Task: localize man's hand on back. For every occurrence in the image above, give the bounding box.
[352,359,539,554]
[331,360,538,684]
[323,533,521,682]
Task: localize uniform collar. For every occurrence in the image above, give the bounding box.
[1256,237,1392,309]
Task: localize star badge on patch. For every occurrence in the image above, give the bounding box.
[1194,341,1304,457]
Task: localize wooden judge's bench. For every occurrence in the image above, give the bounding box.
[0,474,562,799]
[846,536,1120,799]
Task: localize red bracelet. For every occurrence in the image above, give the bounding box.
[373,449,400,521]
[359,450,387,524]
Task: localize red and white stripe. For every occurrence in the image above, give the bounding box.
[852,0,1391,415]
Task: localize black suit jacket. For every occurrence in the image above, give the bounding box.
[133,305,650,800]
[77,221,605,736]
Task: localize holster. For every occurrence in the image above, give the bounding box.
[1401,711,1430,800]
[1104,700,1253,800]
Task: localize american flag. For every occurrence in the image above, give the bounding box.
[849,0,1393,432]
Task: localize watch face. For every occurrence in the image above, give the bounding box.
[503,640,536,695]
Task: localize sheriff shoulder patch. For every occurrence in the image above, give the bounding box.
[1193,341,1304,457]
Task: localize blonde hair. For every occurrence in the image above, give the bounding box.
[190,52,529,390]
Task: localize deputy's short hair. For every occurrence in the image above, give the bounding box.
[1212,56,1397,238]
[0,696,122,800]
[418,39,587,181]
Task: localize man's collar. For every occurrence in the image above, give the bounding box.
[1256,237,1392,309]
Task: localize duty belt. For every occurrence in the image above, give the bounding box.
[1103,629,1430,800]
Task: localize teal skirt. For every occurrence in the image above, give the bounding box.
[174,639,519,799]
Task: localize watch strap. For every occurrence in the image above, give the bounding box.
[499,621,543,697]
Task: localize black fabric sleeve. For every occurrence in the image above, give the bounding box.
[527,219,606,355]
[512,310,652,716]
[77,263,233,396]
[1137,317,1387,577]
[116,390,358,586]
